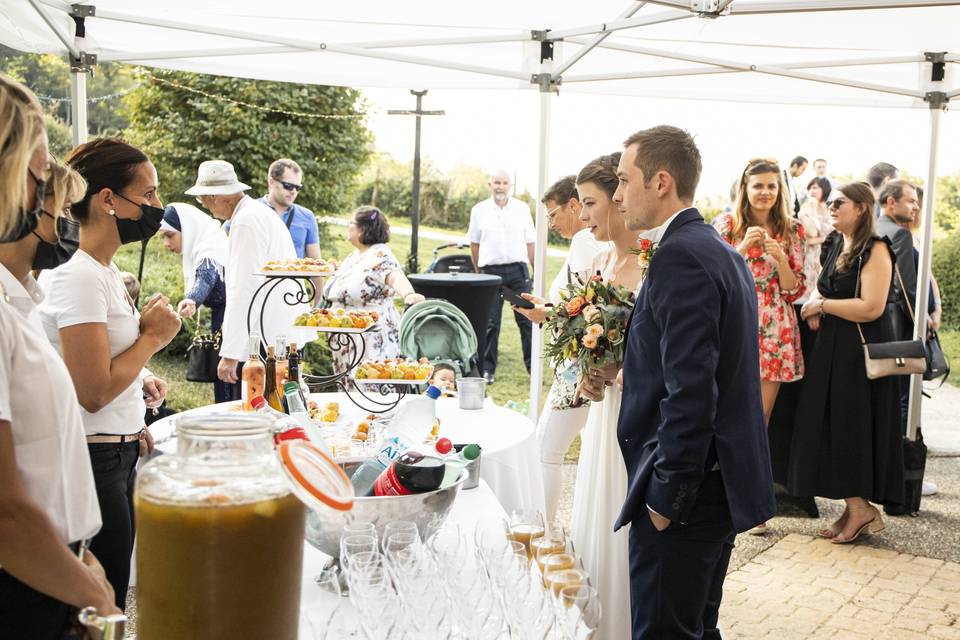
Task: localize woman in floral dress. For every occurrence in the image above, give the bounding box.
[714,158,807,425]
[323,206,424,376]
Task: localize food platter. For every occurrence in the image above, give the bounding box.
[351,374,430,386]
[293,324,378,334]
[255,270,335,278]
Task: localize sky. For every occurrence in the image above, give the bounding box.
[361,87,960,203]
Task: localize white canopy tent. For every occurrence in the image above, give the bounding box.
[2,0,956,430]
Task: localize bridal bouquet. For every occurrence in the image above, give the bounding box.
[543,271,636,372]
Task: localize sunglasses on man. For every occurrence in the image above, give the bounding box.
[278,180,304,193]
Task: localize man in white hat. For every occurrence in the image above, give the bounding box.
[186,160,310,394]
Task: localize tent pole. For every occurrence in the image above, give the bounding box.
[529,79,554,422]
[69,68,88,147]
[906,92,946,441]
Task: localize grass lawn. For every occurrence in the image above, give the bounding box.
[938,330,960,387]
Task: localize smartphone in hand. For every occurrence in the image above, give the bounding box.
[501,285,535,309]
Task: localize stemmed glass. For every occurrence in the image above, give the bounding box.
[559,585,602,639]
[506,509,546,563]
[532,526,568,575]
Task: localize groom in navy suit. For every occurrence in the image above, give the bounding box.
[581,126,776,639]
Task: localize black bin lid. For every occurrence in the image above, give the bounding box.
[408,273,502,288]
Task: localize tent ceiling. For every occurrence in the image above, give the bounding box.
[1,0,956,106]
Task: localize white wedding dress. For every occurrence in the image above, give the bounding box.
[570,251,632,640]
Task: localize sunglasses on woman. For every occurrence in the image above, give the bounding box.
[828,198,847,210]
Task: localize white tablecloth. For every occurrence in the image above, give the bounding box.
[150,393,545,515]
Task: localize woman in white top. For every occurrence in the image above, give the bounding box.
[0,74,117,637]
[38,138,181,610]
[323,207,425,378]
[514,175,603,524]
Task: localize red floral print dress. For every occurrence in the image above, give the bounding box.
[713,213,807,382]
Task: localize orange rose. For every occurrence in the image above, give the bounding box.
[565,296,586,316]
[582,334,598,349]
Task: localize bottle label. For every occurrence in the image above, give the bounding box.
[374,436,409,468]
[373,464,412,496]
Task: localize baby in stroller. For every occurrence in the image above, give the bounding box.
[428,363,458,396]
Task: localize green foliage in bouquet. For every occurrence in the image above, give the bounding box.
[543,271,636,370]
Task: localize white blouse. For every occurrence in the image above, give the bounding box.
[38,250,146,436]
[0,265,101,543]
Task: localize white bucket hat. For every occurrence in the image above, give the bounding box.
[185,160,251,196]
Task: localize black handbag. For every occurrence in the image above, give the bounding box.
[884,428,928,517]
[186,324,221,383]
[923,329,950,384]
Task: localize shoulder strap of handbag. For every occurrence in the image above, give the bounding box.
[854,252,914,346]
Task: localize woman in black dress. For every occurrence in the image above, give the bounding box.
[789,182,904,544]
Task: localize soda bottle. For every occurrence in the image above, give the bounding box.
[349,385,442,495]
[369,449,446,496]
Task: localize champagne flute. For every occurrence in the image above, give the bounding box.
[506,509,545,562]
[532,527,568,574]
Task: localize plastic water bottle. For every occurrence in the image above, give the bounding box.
[349,385,442,495]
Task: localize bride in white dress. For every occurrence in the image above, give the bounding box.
[569,155,643,640]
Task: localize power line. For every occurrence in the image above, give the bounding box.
[144,72,372,120]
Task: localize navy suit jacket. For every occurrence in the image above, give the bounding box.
[615,208,776,534]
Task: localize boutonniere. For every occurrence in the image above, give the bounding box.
[630,238,658,272]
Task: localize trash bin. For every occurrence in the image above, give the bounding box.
[408,272,501,375]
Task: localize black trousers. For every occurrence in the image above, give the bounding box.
[0,568,72,640]
[628,471,734,640]
[219,361,245,403]
[479,262,532,375]
[88,440,140,610]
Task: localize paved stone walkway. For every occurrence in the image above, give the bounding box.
[721,534,960,639]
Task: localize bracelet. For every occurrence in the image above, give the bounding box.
[818,300,826,318]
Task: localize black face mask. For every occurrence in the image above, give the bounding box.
[32,213,80,270]
[114,193,165,245]
[1,170,47,244]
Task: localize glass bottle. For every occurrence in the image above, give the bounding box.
[263,346,284,413]
[240,334,264,411]
[287,342,308,408]
[275,335,288,394]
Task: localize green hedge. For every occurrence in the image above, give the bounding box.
[932,233,960,331]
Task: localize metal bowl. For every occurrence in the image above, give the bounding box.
[304,461,467,559]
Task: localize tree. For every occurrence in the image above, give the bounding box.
[0,45,135,134]
[122,69,372,215]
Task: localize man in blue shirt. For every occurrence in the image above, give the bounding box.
[260,158,324,294]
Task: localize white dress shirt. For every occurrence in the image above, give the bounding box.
[467,196,536,267]
[638,208,687,246]
[0,265,101,543]
[221,195,312,360]
[548,228,605,305]
[39,250,147,436]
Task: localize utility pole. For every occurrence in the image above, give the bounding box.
[388,90,444,272]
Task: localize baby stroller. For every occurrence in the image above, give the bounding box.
[426,242,475,274]
[399,299,479,377]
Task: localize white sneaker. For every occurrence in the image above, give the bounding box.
[922,481,939,496]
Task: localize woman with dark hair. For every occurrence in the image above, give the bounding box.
[522,153,640,640]
[0,74,119,636]
[714,158,807,425]
[323,206,424,374]
[790,182,903,544]
[37,137,181,609]
[158,203,229,401]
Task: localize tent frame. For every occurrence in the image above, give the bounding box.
[25,0,953,431]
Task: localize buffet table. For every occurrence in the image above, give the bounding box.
[150,393,545,515]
